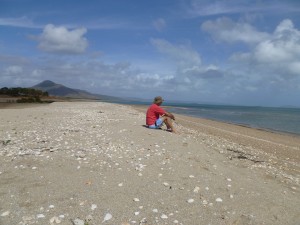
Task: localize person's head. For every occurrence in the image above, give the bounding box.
[153,96,164,105]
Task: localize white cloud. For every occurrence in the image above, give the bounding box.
[185,0,300,17]
[150,38,201,67]
[0,16,41,28]
[5,65,23,75]
[150,38,226,94]
[152,18,166,31]
[226,18,300,100]
[37,24,88,54]
[228,19,300,81]
[254,19,300,64]
[201,17,269,44]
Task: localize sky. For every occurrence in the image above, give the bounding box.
[1,0,300,107]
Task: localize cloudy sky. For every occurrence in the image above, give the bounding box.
[1,0,300,106]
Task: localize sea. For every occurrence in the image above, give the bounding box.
[166,103,300,136]
[110,100,300,136]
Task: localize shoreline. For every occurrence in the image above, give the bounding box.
[132,104,300,138]
[132,104,300,137]
[132,104,300,174]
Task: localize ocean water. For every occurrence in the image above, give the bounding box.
[110,100,300,135]
[165,104,300,135]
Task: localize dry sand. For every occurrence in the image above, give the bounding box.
[0,102,299,225]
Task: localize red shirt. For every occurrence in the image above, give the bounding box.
[146,104,166,125]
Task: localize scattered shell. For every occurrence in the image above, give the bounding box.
[91,204,97,210]
[32,167,37,170]
[161,214,168,219]
[37,214,45,219]
[216,198,223,202]
[163,182,169,186]
[202,200,208,205]
[140,218,147,224]
[230,194,234,199]
[49,205,55,209]
[173,220,179,223]
[118,183,123,187]
[193,186,200,193]
[1,211,10,217]
[133,198,140,202]
[189,175,195,178]
[134,211,140,216]
[50,216,61,224]
[102,213,112,222]
[152,209,158,213]
[187,199,194,203]
[72,218,85,225]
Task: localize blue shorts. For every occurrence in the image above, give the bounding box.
[148,118,164,129]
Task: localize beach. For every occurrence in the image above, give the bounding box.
[0,102,299,225]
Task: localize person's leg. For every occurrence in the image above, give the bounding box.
[162,116,176,133]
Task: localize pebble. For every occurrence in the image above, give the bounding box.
[49,205,55,209]
[153,209,158,213]
[1,211,10,217]
[163,182,169,186]
[118,183,123,187]
[133,198,140,202]
[173,220,179,223]
[134,211,140,216]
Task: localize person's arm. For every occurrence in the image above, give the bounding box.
[164,111,175,120]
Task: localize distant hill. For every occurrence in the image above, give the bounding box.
[32,80,121,101]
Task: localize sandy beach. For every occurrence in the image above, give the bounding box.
[0,102,299,225]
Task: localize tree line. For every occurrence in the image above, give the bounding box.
[0,87,49,103]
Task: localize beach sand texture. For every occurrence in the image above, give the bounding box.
[0,102,299,225]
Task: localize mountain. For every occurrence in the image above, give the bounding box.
[32,80,121,101]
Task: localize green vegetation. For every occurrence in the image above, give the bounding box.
[0,87,48,97]
[0,87,50,103]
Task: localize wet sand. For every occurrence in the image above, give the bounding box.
[0,102,299,225]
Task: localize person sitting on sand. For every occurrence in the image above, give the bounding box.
[146,96,176,133]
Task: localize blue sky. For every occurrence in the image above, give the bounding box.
[1,0,300,106]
